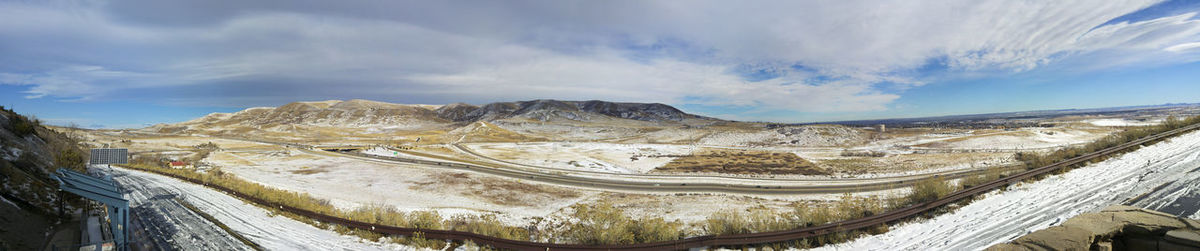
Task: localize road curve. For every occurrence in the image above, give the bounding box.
[215,135,1021,195]
[447,142,1007,182]
[306,145,1020,195]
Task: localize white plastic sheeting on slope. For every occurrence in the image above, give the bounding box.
[1129,160,1200,219]
[113,168,420,251]
[814,130,1200,251]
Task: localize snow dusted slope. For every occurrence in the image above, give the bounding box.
[1129,158,1200,219]
[112,168,419,251]
[815,129,1200,251]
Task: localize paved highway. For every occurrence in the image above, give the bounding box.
[447,142,1011,182]
[214,135,1022,195]
[303,146,1020,195]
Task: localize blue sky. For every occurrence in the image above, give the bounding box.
[2,0,1200,128]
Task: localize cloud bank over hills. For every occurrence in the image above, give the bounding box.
[2,0,1200,124]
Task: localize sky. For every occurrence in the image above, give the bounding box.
[2,0,1200,128]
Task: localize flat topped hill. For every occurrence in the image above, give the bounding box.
[144,99,753,143]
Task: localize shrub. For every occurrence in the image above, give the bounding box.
[833,193,886,219]
[562,202,686,245]
[449,214,529,240]
[407,211,444,230]
[704,210,750,235]
[840,150,887,157]
[194,142,221,150]
[1014,115,1200,171]
[565,203,635,244]
[904,177,955,205]
[629,217,684,243]
[54,148,86,170]
[10,116,38,136]
[961,167,1008,189]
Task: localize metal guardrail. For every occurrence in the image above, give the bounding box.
[136,123,1200,250]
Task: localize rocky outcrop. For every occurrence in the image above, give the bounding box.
[461,102,521,122]
[987,205,1200,251]
[0,107,85,214]
[145,99,717,140]
[461,99,706,123]
[434,103,480,121]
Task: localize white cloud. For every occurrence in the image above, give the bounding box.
[408,49,899,112]
[1166,42,1200,52]
[1,0,1199,117]
[0,65,153,99]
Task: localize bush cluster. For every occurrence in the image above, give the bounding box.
[564,203,684,245]
[960,167,1010,189]
[1015,116,1200,171]
[8,114,39,136]
[703,194,890,248]
[840,150,888,157]
[902,177,956,205]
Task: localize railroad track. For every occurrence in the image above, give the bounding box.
[127,123,1200,250]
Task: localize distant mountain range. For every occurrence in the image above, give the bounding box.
[442,99,709,122]
[146,99,724,142]
[818,103,1200,127]
[146,99,1198,144]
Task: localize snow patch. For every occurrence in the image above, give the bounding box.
[1089,119,1158,127]
[465,142,700,173]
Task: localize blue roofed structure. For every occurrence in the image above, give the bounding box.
[52,168,129,251]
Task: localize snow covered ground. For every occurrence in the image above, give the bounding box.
[1089,118,1159,127]
[463,142,699,173]
[111,167,419,250]
[1128,158,1200,218]
[917,128,1108,150]
[814,129,1200,251]
[207,148,596,226]
[361,147,464,163]
[697,126,867,147]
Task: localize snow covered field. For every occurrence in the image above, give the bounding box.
[463,142,699,173]
[362,147,463,163]
[815,129,1200,251]
[112,167,418,250]
[697,126,866,147]
[207,148,596,226]
[1089,118,1160,127]
[912,127,1109,150]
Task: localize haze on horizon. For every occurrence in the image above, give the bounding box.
[3,0,1200,128]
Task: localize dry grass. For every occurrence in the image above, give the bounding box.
[438,121,544,143]
[410,172,580,207]
[289,166,328,175]
[563,202,686,245]
[1016,116,1200,172]
[703,194,893,249]
[902,177,956,205]
[911,130,1025,147]
[654,149,827,175]
[817,152,1012,174]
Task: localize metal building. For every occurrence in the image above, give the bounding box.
[52,168,130,251]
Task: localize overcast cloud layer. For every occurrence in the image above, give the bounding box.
[3,0,1200,120]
